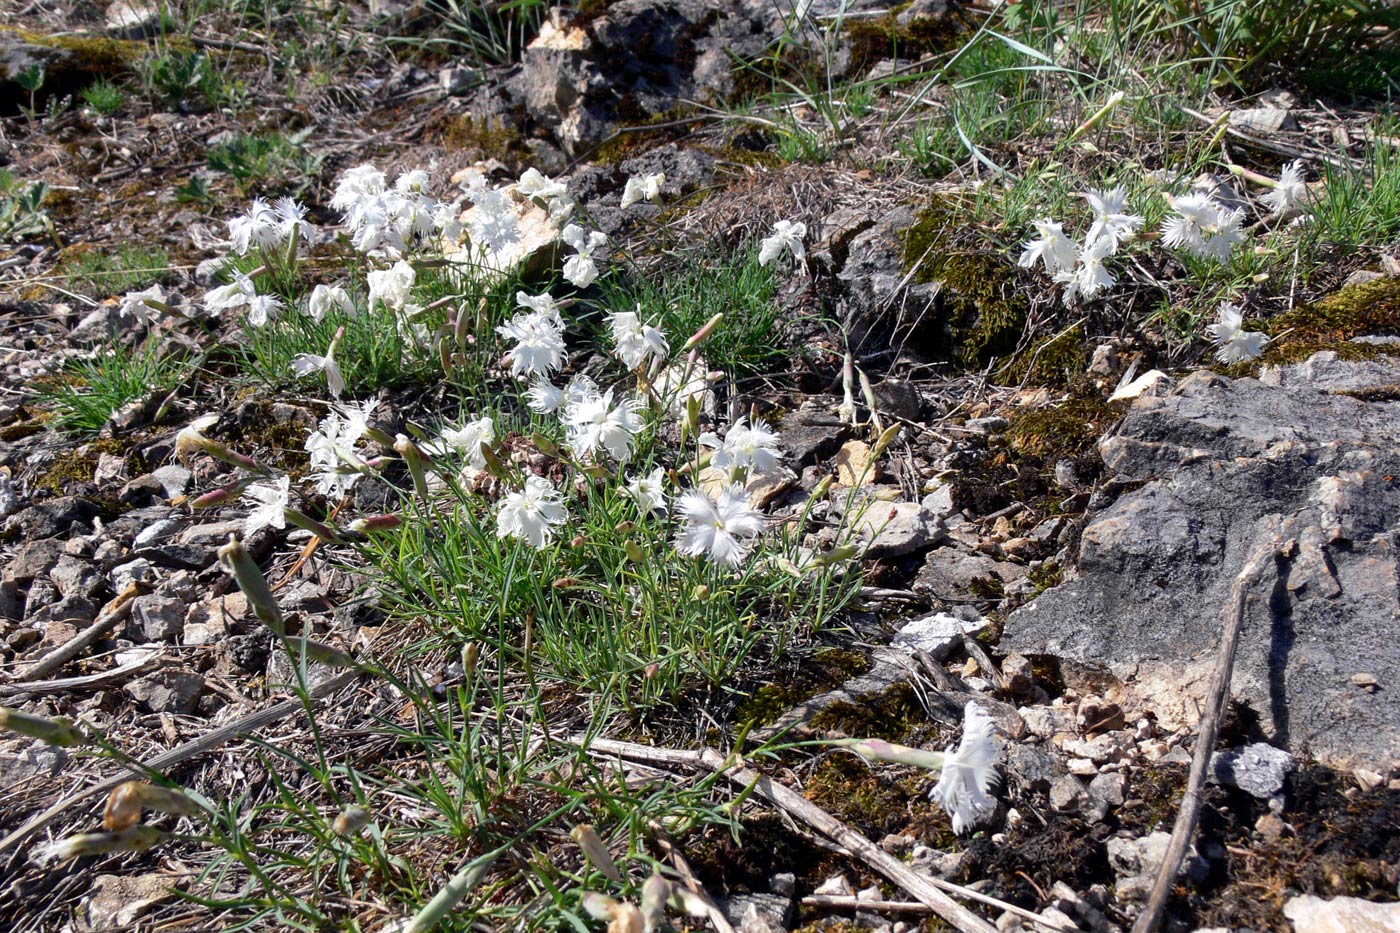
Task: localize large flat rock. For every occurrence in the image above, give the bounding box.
[1004,352,1400,771]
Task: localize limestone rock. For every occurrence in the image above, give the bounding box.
[1004,353,1400,770]
[1283,895,1400,933]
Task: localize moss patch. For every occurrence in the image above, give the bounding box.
[904,200,1030,369]
[436,113,526,160]
[1257,276,1400,367]
[734,647,872,729]
[32,436,142,502]
[1004,397,1114,464]
[844,6,974,75]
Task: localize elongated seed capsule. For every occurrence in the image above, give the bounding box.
[132,782,203,818]
[641,872,670,929]
[570,824,623,883]
[682,313,723,350]
[41,825,168,864]
[287,637,357,669]
[349,513,403,533]
[0,707,87,747]
[217,537,286,637]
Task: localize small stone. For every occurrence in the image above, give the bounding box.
[964,416,1007,435]
[891,612,985,662]
[49,554,104,600]
[717,893,793,933]
[879,833,915,856]
[439,64,477,95]
[0,740,69,789]
[1068,758,1097,776]
[29,597,96,629]
[996,910,1022,932]
[1255,812,1288,841]
[1050,775,1089,812]
[851,500,946,558]
[131,594,185,643]
[109,558,157,593]
[124,669,204,713]
[1284,895,1400,933]
[150,464,192,498]
[1211,743,1296,799]
[1019,705,1075,740]
[1351,672,1379,692]
[813,874,853,897]
[84,871,177,928]
[855,885,882,902]
[1077,697,1125,734]
[1089,772,1126,811]
[769,872,796,897]
[93,452,128,484]
[1001,653,1036,696]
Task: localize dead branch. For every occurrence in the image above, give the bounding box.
[1130,526,1288,933]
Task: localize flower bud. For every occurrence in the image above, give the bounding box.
[690,584,710,601]
[683,313,723,350]
[461,641,480,681]
[348,513,403,533]
[641,872,670,929]
[810,474,833,501]
[394,434,431,503]
[570,824,623,883]
[104,781,143,831]
[0,707,87,747]
[288,637,358,669]
[624,540,645,563]
[333,804,371,836]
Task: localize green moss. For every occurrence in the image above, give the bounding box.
[1255,276,1400,367]
[734,648,873,728]
[1000,326,1090,388]
[808,681,926,739]
[34,437,136,497]
[438,113,525,159]
[904,200,1029,368]
[0,27,155,78]
[1004,398,1114,464]
[220,401,312,474]
[843,5,973,74]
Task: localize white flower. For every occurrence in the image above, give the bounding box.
[203,271,258,313]
[395,169,431,194]
[1081,186,1143,246]
[516,290,563,322]
[624,467,668,515]
[438,415,495,469]
[1017,218,1077,275]
[331,164,387,215]
[759,219,807,266]
[245,293,282,328]
[497,301,567,379]
[308,284,355,322]
[304,400,377,499]
[565,388,643,462]
[466,184,522,253]
[620,172,664,208]
[526,378,566,414]
[930,702,1001,835]
[273,196,313,245]
[609,307,669,370]
[518,168,572,222]
[228,198,281,255]
[1161,193,1246,262]
[699,416,781,480]
[561,224,608,288]
[1206,302,1270,364]
[242,475,290,538]
[118,285,166,322]
[367,260,416,310]
[675,485,764,567]
[1074,234,1117,299]
[559,374,599,420]
[291,350,345,399]
[1262,161,1306,214]
[497,475,567,548]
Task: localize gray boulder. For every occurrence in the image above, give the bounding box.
[1003,353,1400,771]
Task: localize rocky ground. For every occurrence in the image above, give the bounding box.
[1,1,1399,932]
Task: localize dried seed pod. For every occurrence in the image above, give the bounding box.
[570,824,623,883]
[103,782,143,831]
[0,708,87,747]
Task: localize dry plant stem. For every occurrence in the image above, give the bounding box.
[0,650,161,699]
[575,736,1075,933]
[1130,528,1286,933]
[804,894,936,913]
[0,668,362,854]
[16,583,140,682]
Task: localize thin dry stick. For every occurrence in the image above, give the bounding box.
[804,894,935,913]
[576,736,1076,933]
[0,668,362,854]
[16,583,140,682]
[0,650,161,699]
[1130,529,1286,933]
